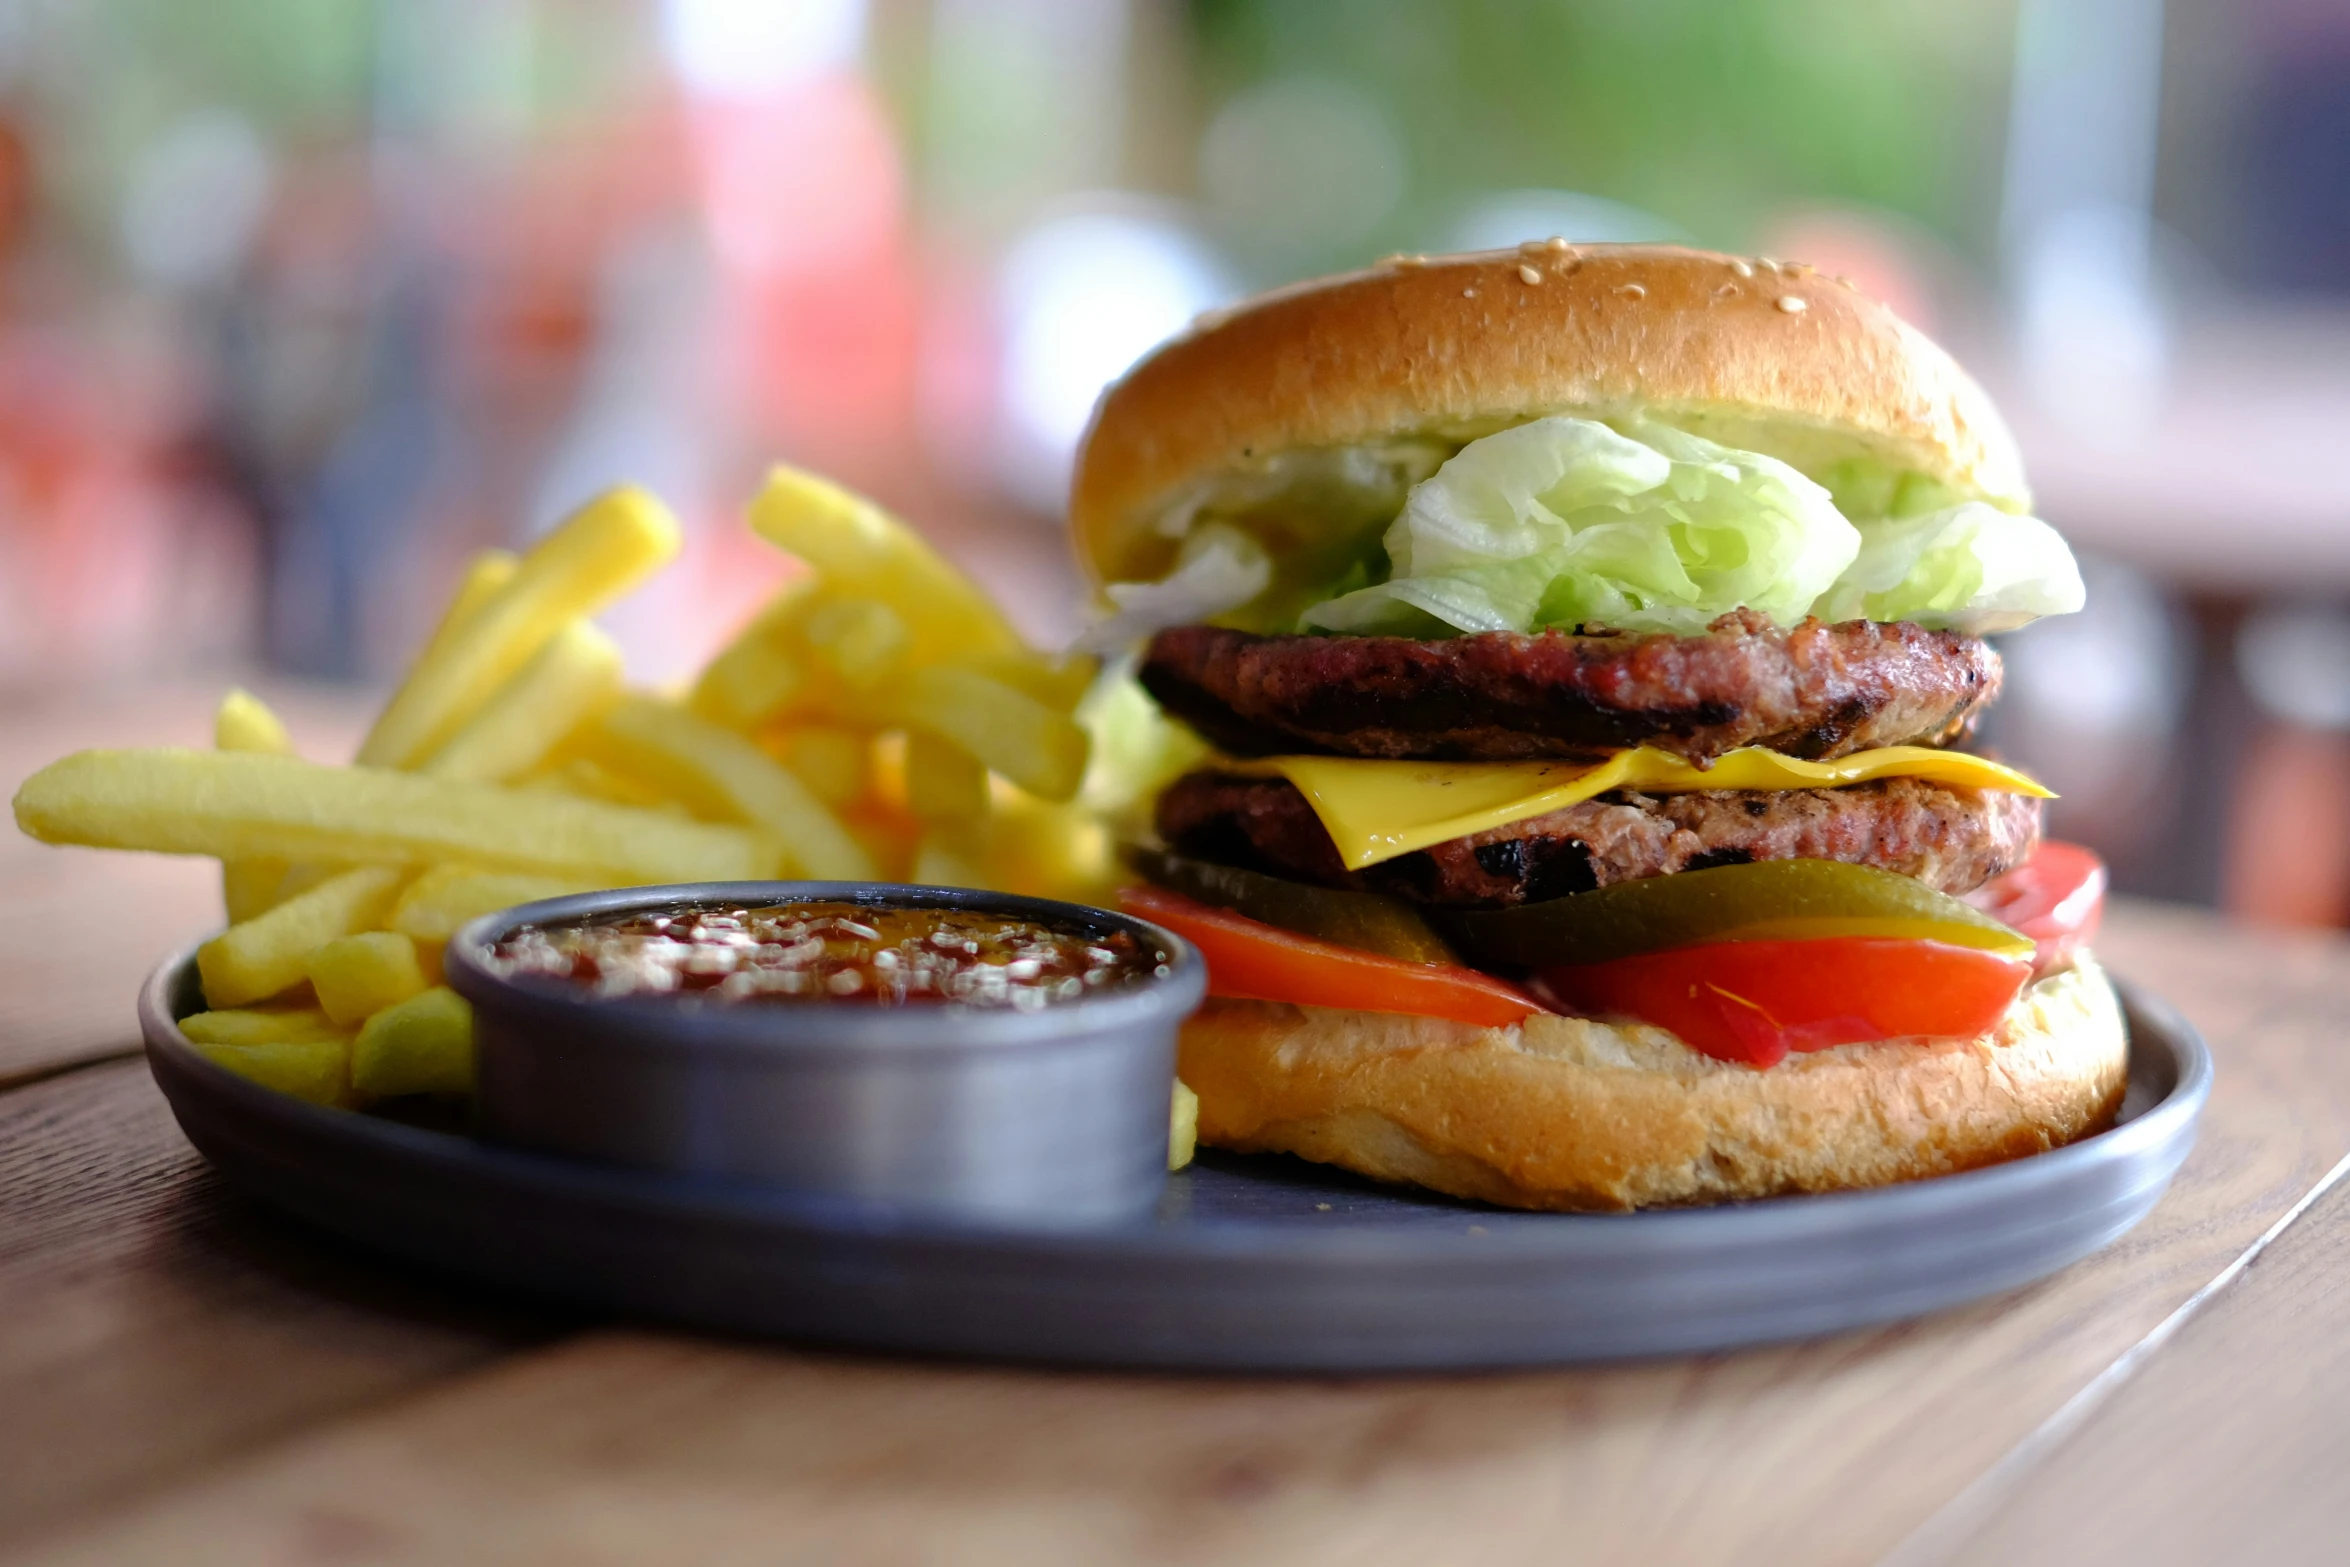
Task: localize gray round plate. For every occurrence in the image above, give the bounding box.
[141,950,2211,1371]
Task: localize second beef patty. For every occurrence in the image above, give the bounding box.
[1158,771,2042,907]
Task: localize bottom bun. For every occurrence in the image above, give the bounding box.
[1179,957,2127,1210]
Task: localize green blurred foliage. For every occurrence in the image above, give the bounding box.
[1191,0,2017,277]
[92,0,377,126]
[21,0,654,269]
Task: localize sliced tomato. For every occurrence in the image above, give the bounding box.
[1963,840,2106,974]
[1120,885,1546,1028]
[1538,937,2033,1068]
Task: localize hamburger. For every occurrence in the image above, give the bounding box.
[1074,243,2121,1211]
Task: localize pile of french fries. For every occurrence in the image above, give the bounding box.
[14,469,1107,1110]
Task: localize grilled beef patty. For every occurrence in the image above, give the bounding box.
[1158,770,2041,908]
[1140,609,2000,764]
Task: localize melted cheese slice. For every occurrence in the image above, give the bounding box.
[1220,747,2054,871]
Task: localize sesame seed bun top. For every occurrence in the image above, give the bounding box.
[1070,243,2028,588]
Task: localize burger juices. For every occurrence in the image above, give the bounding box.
[1075,244,2123,1211]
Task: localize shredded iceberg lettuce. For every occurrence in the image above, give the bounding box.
[1810,503,2086,633]
[1075,523,1269,653]
[1082,417,2088,646]
[1074,654,1211,825]
[1299,418,1858,636]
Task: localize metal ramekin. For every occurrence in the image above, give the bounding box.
[445,882,1204,1227]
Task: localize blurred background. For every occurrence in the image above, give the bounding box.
[0,0,2347,920]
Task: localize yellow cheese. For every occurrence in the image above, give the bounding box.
[1220,747,2054,871]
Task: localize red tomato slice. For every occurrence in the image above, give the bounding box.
[1120,885,1547,1029]
[1538,937,2034,1068]
[1963,840,2106,974]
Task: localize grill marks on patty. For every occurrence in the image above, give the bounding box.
[1157,771,2042,908]
[1139,609,2001,764]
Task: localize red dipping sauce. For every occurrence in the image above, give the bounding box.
[483,901,1170,1012]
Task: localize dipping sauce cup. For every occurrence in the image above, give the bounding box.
[446,882,1204,1227]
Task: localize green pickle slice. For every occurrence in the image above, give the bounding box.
[1433,858,2033,970]
[1126,848,1461,966]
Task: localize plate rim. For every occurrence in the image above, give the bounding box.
[138,942,2214,1261]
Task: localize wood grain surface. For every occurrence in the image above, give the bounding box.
[0,1060,557,1548]
[1937,1170,2350,1567]
[5,686,2350,1565]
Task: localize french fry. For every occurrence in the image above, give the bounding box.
[214,688,294,755]
[352,986,475,1098]
[963,650,1099,715]
[186,1000,369,1108]
[887,665,1089,802]
[198,865,407,1007]
[691,639,805,731]
[688,582,818,730]
[867,730,910,810]
[749,468,1024,661]
[389,865,611,941]
[911,826,989,890]
[14,749,783,883]
[356,489,680,768]
[1170,1079,1198,1171]
[268,863,352,903]
[772,726,870,809]
[193,1035,356,1108]
[435,549,524,643]
[308,930,431,1025]
[843,811,917,882]
[419,620,623,783]
[215,688,297,923]
[1074,664,1211,819]
[986,795,1114,903]
[18,461,1164,1121]
[799,596,908,690]
[904,731,988,824]
[516,756,682,812]
[181,1005,344,1047]
[344,547,517,760]
[591,698,873,879]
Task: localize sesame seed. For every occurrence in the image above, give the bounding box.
[1775,295,1808,314]
[1782,260,1815,277]
[1517,263,1544,284]
[1546,235,1575,252]
[1614,282,1647,300]
[1712,283,1739,301]
[1758,257,1782,273]
[1381,252,1427,269]
[1729,258,1755,278]
[1462,287,1478,298]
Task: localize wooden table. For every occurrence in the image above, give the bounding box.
[6,687,2350,1566]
